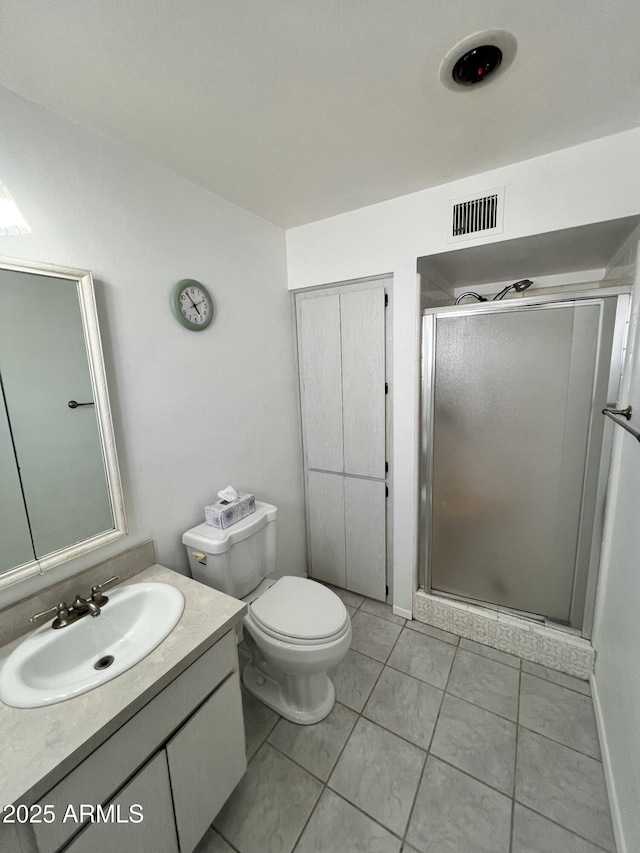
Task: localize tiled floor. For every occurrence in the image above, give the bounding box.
[196,589,616,853]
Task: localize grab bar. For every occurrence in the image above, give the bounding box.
[602,405,640,442]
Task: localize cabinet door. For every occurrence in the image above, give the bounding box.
[166,673,246,853]
[340,287,386,479]
[297,294,344,472]
[345,477,386,601]
[64,751,178,853]
[307,470,346,587]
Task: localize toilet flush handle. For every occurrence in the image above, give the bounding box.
[191,550,207,564]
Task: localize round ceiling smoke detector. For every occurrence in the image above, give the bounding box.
[439,30,517,91]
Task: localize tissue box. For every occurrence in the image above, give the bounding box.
[205,492,256,529]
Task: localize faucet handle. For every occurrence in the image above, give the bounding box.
[30,602,69,625]
[90,575,120,605]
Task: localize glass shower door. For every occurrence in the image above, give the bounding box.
[425,299,616,626]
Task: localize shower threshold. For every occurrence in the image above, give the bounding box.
[412,587,593,680]
[432,588,576,630]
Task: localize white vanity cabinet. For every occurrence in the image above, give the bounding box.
[62,752,179,853]
[28,630,246,853]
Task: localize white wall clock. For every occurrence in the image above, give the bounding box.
[170,279,215,330]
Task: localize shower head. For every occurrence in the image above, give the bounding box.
[492,278,534,300]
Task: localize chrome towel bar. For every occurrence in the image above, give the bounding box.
[602,405,640,442]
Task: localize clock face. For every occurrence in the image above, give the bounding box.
[171,280,214,330]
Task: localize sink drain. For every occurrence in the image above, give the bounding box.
[94,655,115,671]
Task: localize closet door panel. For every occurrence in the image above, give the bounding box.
[340,287,386,478]
[345,477,386,601]
[307,470,346,587]
[297,295,344,472]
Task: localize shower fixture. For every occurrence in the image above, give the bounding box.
[492,279,533,300]
[455,279,533,305]
[455,292,488,305]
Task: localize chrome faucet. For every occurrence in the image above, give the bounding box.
[29,575,119,629]
[73,595,102,618]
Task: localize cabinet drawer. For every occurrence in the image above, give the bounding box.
[35,631,236,853]
[62,751,178,853]
[167,671,246,853]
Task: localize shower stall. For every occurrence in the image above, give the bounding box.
[419,288,629,635]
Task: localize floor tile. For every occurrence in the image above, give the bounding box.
[241,686,279,760]
[387,628,455,689]
[194,827,237,853]
[330,648,383,712]
[405,620,459,645]
[360,597,406,625]
[519,674,600,758]
[446,650,520,720]
[363,666,442,749]
[512,803,607,853]
[430,694,516,795]
[326,584,364,608]
[294,789,402,853]
[459,638,520,668]
[345,604,357,617]
[406,756,512,853]
[214,743,322,853]
[515,728,615,851]
[350,610,403,662]
[522,659,591,695]
[267,701,357,781]
[328,717,426,836]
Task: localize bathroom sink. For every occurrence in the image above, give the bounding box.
[0,582,185,709]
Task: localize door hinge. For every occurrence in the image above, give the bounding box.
[385,486,389,497]
[386,585,389,596]
[385,382,388,395]
[385,460,388,474]
[384,292,388,307]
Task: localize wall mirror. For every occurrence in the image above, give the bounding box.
[0,256,126,591]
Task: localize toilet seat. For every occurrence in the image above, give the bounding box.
[249,576,348,644]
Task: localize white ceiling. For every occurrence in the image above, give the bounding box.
[1,1,640,227]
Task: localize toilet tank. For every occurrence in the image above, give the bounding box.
[182,501,278,599]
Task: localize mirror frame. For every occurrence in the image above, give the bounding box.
[0,255,127,590]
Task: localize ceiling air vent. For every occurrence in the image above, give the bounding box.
[447,187,504,243]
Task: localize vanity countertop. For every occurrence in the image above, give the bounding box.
[0,565,246,807]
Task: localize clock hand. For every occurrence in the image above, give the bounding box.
[185,293,201,315]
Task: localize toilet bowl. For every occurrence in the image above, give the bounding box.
[182,502,351,724]
[242,576,352,724]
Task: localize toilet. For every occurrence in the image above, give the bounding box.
[182,501,351,724]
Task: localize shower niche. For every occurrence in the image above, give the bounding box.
[417,216,640,638]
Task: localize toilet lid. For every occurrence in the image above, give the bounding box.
[250,577,348,641]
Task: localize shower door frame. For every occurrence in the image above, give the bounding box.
[419,286,630,638]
